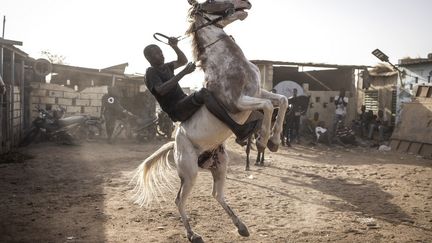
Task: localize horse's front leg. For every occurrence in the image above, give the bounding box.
[174,134,203,243]
[210,146,249,237]
[259,90,288,152]
[236,95,274,152]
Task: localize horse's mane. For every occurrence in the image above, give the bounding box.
[186,5,206,67]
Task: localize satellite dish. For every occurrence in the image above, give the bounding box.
[273,81,305,98]
[33,58,52,77]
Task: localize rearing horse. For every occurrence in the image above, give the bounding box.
[132,0,288,242]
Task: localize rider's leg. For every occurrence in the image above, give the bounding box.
[173,88,259,142]
[193,88,260,142]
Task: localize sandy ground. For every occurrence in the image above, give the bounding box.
[0,137,431,243]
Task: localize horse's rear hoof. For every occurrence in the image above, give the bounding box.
[267,140,279,152]
[237,224,250,237]
[189,234,204,243]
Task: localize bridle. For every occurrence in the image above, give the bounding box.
[153,1,235,47]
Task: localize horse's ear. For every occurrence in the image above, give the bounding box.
[188,0,197,5]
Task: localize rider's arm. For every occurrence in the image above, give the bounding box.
[146,63,195,96]
[168,37,188,69]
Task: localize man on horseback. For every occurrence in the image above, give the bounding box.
[143,37,260,143]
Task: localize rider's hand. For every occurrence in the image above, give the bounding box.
[182,62,196,75]
[168,37,179,47]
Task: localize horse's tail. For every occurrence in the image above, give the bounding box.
[131,141,176,207]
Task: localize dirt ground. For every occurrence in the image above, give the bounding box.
[0,137,431,243]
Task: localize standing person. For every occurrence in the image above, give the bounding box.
[285,89,302,144]
[101,86,134,143]
[143,37,259,144]
[333,89,348,135]
[0,74,5,96]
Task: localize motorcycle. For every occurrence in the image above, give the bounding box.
[20,105,102,146]
[156,111,174,139]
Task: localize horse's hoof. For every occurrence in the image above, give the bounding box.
[245,166,250,171]
[189,234,204,243]
[237,223,250,237]
[256,141,266,153]
[267,140,279,152]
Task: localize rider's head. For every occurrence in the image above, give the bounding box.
[144,44,164,67]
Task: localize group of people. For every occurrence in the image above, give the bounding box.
[301,89,392,148]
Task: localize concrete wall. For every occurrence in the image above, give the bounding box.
[304,89,355,128]
[12,86,22,146]
[29,82,107,122]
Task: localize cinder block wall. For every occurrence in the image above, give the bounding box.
[13,86,22,145]
[304,90,355,129]
[29,83,107,121]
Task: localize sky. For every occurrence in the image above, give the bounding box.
[1,0,431,88]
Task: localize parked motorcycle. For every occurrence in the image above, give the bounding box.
[156,111,174,139]
[20,105,102,146]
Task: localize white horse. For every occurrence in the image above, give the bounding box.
[132,0,288,242]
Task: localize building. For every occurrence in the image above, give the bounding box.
[252,60,368,127]
[0,37,28,153]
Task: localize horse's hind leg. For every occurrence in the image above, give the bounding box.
[174,136,203,243]
[260,90,288,151]
[245,136,252,171]
[211,147,250,237]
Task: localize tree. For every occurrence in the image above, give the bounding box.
[40,50,66,64]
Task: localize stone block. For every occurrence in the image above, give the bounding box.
[32,89,48,97]
[40,97,56,104]
[64,92,80,99]
[76,99,90,106]
[66,106,82,113]
[58,98,73,106]
[48,90,64,98]
[84,106,98,114]
[91,99,102,107]
[31,97,40,104]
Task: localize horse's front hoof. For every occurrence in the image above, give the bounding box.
[267,139,279,152]
[237,223,250,237]
[189,233,204,243]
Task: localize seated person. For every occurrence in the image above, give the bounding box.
[368,110,390,143]
[315,121,332,145]
[302,112,320,140]
[335,120,357,146]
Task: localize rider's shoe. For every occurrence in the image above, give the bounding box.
[234,119,261,144]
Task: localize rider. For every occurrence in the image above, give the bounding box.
[143,37,259,143]
[101,86,134,143]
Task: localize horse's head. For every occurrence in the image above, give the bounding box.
[188,0,252,28]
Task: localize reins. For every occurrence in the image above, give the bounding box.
[153,6,230,46]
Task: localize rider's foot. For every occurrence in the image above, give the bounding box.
[234,119,261,143]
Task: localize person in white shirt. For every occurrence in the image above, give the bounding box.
[333,89,348,134]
